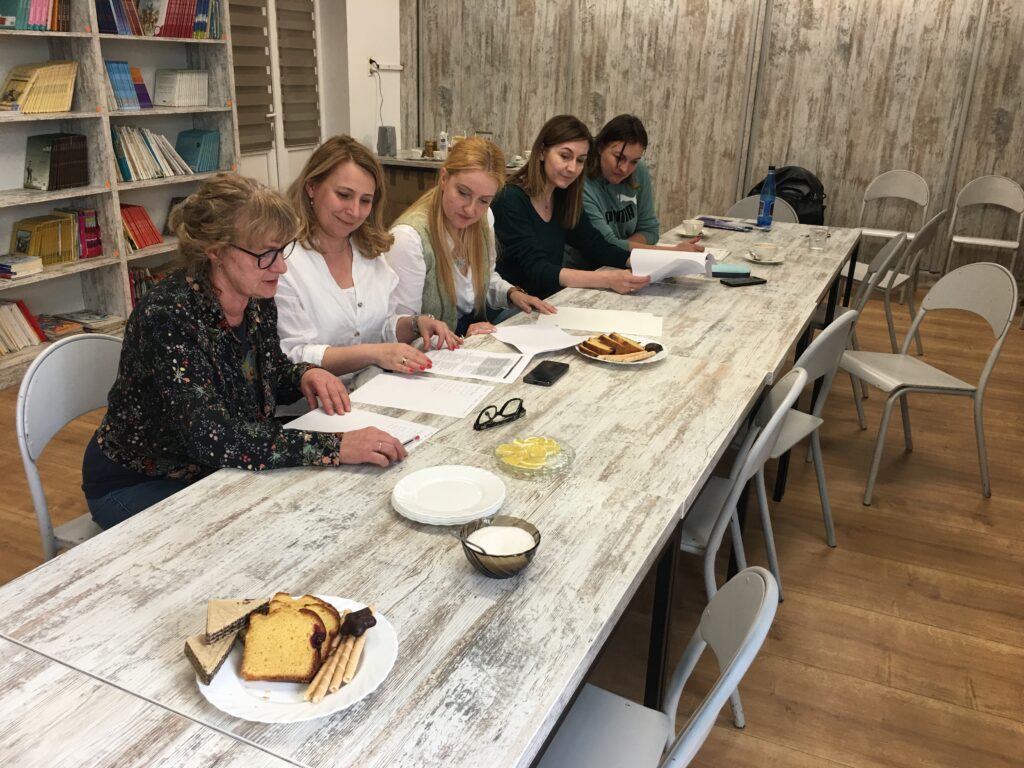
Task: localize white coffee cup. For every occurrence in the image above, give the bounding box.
[750,243,782,262]
[679,219,703,237]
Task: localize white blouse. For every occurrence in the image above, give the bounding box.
[275,240,402,367]
[386,210,514,317]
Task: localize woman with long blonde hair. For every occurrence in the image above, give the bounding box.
[387,137,553,335]
[275,135,459,379]
[490,115,650,299]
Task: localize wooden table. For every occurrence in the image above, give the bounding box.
[0,221,858,766]
[0,638,294,767]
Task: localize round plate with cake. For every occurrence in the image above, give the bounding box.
[575,332,668,366]
[196,595,398,723]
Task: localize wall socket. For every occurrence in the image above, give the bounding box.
[368,59,403,76]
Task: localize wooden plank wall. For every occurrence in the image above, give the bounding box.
[399,0,1024,276]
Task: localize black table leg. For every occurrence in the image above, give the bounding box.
[644,524,678,709]
[843,241,859,307]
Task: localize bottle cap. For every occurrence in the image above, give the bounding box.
[768,165,776,170]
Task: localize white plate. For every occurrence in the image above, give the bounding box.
[391,465,506,525]
[575,336,668,366]
[197,596,397,723]
[740,251,785,265]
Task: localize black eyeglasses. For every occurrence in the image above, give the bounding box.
[474,398,525,431]
[231,240,296,270]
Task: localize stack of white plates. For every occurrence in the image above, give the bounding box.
[391,465,506,525]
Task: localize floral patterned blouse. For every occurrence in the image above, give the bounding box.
[93,271,342,482]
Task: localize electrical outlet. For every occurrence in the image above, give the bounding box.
[368,58,379,77]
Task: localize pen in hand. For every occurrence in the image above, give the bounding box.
[402,435,421,447]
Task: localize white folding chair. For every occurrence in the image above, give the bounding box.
[16,334,121,560]
[840,263,1018,505]
[725,195,799,224]
[942,175,1024,276]
[536,567,778,768]
[755,311,858,599]
[857,169,929,243]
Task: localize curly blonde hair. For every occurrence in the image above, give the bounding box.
[404,137,506,315]
[288,135,395,258]
[169,172,299,276]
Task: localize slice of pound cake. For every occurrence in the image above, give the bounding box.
[240,607,327,683]
[270,593,341,660]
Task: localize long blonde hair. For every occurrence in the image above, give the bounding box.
[288,135,394,258]
[170,172,299,277]
[508,115,592,229]
[405,137,506,315]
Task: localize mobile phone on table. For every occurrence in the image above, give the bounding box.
[721,276,767,287]
[523,360,569,386]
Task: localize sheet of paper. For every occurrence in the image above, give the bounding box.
[631,249,710,282]
[349,373,494,418]
[536,307,663,337]
[493,323,587,355]
[423,347,524,382]
[284,408,436,449]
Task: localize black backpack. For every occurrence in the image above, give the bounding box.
[748,166,827,225]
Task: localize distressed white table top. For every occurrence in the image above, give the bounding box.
[0,638,295,768]
[0,220,856,766]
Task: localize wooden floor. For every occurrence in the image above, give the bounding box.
[1,292,1022,765]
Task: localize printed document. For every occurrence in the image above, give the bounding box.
[349,373,494,418]
[285,408,436,448]
[423,347,524,382]
[536,307,663,337]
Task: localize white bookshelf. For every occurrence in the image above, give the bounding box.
[0,0,241,389]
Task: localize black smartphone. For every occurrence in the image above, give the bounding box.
[721,276,768,287]
[523,360,569,387]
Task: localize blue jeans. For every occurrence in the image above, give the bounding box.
[87,479,191,530]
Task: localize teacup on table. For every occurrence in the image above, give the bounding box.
[679,219,703,237]
[750,243,783,262]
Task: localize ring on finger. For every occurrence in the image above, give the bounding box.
[400,356,407,365]
[377,441,382,452]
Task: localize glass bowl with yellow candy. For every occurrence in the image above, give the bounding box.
[493,435,574,479]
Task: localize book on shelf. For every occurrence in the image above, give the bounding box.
[111,124,194,182]
[120,203,163,251]
[0,61,77,113]
[129,262,172,305]
[0,253,44,279]
[130,67,154,108]
[35,313,83,340]
[9,212,78,266]
[0,0,69,31]
[96,0,142,35]
[174,129,219,172]
[24,132,89,191]
[0,300,45,355]
[53,206,104,258]
[53,308,125,333]
[104,61,140,111]
[153,69,208,107]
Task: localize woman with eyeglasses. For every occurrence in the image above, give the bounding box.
[81,174,406,529]
[575,114,703,262]
[491,114,651,300]
[275,135,459,381]
[386,137,554,337]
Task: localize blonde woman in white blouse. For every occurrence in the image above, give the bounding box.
[386,137,553,336]
[276,135,460,377]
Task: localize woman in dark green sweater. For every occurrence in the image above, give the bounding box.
[491,115,650,300]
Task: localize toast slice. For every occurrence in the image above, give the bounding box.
[605,332,646,355]
[579,338,615,357]
[269,593,342,660]
[185,631,237,685]
[240,607,326,683]
[205,598,270,642]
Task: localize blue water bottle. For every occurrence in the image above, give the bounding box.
[756,165,777,228]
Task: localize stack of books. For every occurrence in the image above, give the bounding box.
[9,213,78,266]
[105,61,139,110]
[53,308,124,334]
[110,124,193,182]
[129,263,172,306]
[95,0,143,35]
[120,204,163,251]
[156,0,222,39]
[0,61,78,113]
[154,69,208,107]
[175,129,219,172]
[0,300,46,355]
[23,132,89,191]
[0,254,44,280]
[35,313,82,340]
[55,206,104,258]
[0,0,71,31]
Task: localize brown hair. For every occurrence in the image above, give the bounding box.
[508,115,592,229]
[405,137,506,315]
[288,134,395,258]
[169,172,299,277]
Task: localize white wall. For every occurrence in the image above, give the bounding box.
[343,0,403,151]
[317,0,350,139]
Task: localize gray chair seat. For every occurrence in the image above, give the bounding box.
[679,477,730,554]
[841,350,973,393]
[950,234,1019,250]
[769,410,823,460]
